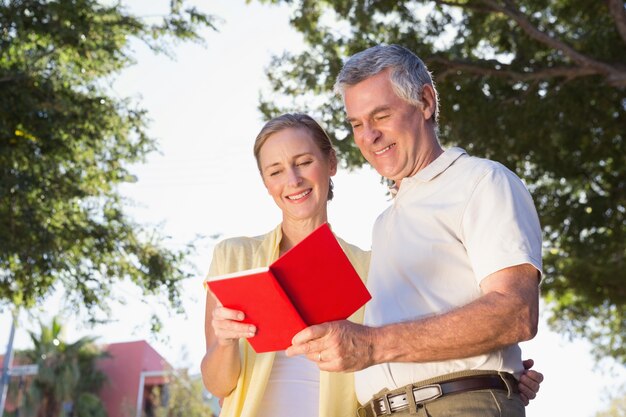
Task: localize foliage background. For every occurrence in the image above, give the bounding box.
[0,0,215,324]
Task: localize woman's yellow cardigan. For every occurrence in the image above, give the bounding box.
[206,224,370,417]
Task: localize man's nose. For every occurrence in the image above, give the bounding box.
[360,123,381,145]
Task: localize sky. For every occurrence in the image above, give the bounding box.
[1,1,625,416]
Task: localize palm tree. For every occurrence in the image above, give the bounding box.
[19,317,108,417]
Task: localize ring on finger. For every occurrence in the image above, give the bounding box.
[318,352,322,362]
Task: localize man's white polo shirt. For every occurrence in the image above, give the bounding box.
[355,147,542,404]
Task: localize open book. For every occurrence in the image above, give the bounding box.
[206,223,371,353]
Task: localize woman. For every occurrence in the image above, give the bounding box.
[200,113,542,417]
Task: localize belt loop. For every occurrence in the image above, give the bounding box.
[498,372,515,399]
[405,385,419,415]
[356,404,369,417]
[381,393,392,415]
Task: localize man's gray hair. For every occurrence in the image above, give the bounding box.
[334,44,439,123]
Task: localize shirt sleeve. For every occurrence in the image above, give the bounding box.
[461,164,543,283]
[204,240,227,289]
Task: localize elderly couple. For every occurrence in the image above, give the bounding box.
[201,45,544,417]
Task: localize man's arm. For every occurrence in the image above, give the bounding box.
[286,263,539,372]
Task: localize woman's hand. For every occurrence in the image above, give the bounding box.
[519,358,544,405]
[211,305,256,346]
[201,293,247,398]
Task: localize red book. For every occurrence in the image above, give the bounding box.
[206,223,371,353]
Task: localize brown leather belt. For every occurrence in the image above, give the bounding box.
[367,374,517,416]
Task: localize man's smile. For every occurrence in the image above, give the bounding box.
[374,143,396,155]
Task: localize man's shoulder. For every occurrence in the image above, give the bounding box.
[457,152,505,171]
[454,153,519,183]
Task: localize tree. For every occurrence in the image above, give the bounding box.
[18,316,109,417]
[596,386,626,417]
[256,0,625,361]
[147,369,217,417]
[0,0,216,320]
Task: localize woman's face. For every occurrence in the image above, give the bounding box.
[258,127,337,224]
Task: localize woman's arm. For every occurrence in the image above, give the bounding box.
[200,290,256,397]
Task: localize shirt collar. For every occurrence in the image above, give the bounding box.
[403,147,467,184]
[388,147,467,196]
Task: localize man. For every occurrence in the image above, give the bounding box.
[286,44,543,416]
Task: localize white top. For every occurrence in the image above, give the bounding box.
[257,351,320,417]
[355,147,543,404]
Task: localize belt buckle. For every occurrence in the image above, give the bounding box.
[412,384,443,405]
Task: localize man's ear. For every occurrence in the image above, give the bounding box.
[420,84,437,121]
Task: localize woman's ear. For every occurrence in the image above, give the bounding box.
[420,84,437,121]
[329,149,338,176]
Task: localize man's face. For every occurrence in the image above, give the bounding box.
[344,70,432,184]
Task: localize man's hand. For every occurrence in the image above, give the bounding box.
[519,359,544,405]
[285,320,375,372]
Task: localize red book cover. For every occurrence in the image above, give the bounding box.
[206,223,371,353]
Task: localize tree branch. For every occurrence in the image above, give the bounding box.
[606,0,626,45]
[438,0,626,87]
[432,0,493,13]
[481,0,618,74]
[0,75,24,84]
[430,56,602,83]
[432,0,626,87]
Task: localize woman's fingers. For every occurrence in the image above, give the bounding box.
[212,306,256,344]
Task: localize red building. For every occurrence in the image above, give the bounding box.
[98,340,172,417]
[1,340,172,417]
